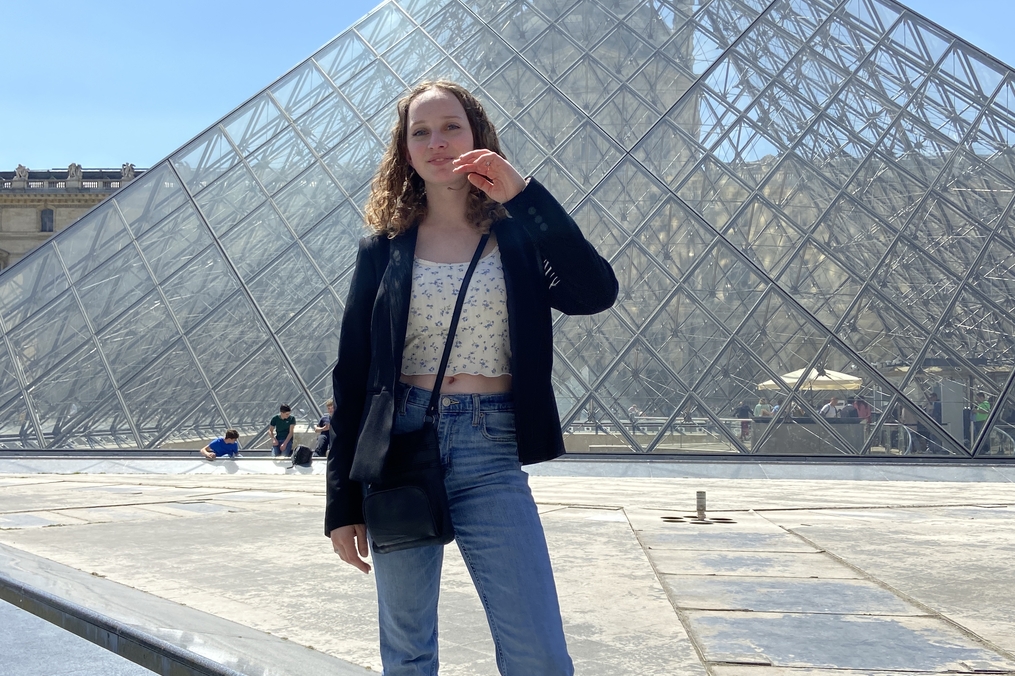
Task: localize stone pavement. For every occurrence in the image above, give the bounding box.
[1,459,1014,675]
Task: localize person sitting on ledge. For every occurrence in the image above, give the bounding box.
[199,429,241,460]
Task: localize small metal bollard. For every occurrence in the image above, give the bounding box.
[696,490,706,520]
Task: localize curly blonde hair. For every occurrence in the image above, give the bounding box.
[364,81,509,237]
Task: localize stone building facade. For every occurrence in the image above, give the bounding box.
[0,164,142,270]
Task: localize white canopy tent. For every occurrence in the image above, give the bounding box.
[758,368,863,391]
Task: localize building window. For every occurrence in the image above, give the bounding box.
[41,209,54,233]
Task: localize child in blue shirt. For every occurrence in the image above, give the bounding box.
[200,429,241,460]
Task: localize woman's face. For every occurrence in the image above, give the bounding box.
[404,88,475,189]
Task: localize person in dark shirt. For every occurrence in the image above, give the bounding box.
[313,399,334,457]
[734,401,751,440]
[199,429,240,460]
[270,404,296,458]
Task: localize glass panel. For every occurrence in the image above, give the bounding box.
[26,341,126,448]
[600,339,687,451]
[383,29,445,84]
[555,309,633,385]
[481,56,550,116]
[794,114,871,188]
[0,343,23,411]
[246,245,328,330]
[342,61,407,118]
[837,287,928,366]
[528,0,577,21]
[154,392,230,450]
[423,0,484,52]
[591,157,667,231]
[553,122,623,188]
[136,202,214,283]
[777,239,862,327]
[626,0,694,48]
[113,162,188,237]
[984,382,1015,457]
[222,93,288,157]
[494,1,551,51]
[842,0,899,36]
[904,195,991,275]
[628,52,693,115]
[856,43,929,107]
[450,27,515,84]
[193,161,268,235]
[571,198,629,261]
[321,126,385,195]
[872,238,960,336]
[636,197,717,280]
[557,56,621,114]
[592,24,655,80]
[314,31,374,86]
[0,244,69,329]
[634,119,704,190]
[647,288,730,391]
[296,92,365,154]
[810,195,897,279]
[120,340,216,448]
[845,152,928,230]
[245,127,316,195]
[278,290,344,385]
[355,3,415,53]
[722,197,805,277]
[403,0,455,22]
[270,61,335,120]
[0,395,40,449]
[524,26,582,81]
[518,89,583,151]
[761,155,838,232]
[968,109,1015,183]
[935,150,1015,229]
[498,121,549,172]
[96,291,179,385]
[76,245,154,333]
[187,292,271,386]
[56,201,131,284]
[684,242,769,334]
[807,15,877,73]
[273,162,346,237]
[560,0,615,48]
[971,237,1015,311]
[610,243,674,328]
[7,290,90,383]
[300,201,365,283]
[171,126,240,195]
[220,203,295,280]
[677,157,753,229]
[162,248,241,332]
[885,16,950,70]
[214,343,304,434]
[943,287,1015,381]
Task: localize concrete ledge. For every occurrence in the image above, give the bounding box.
[0,543,371,676]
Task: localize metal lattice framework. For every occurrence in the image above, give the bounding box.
[1,0,1014,457]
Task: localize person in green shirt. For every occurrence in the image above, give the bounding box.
[973,392,991,454]
[270,404,296,458]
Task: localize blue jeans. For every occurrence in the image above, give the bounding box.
[272,436,292,457]
[371,384,573,676]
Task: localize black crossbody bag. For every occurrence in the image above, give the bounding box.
[362,234,490,554]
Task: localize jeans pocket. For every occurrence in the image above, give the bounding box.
[481,411,517,441]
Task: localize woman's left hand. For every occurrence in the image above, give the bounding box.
[453,150,527,203]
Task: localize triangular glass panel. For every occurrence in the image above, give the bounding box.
[645,289,731,393]
[187,291,271,386]
[778,48,850,110]
[610,242,675,329]
[518,88,584,150]
[808,14,878,72]
[733,17,806,79]
[383,29,446,83]
[636,196,717,280]
[842,0,900,37]
[722,196,806,277]
[215,343,307,434]
[780,238,863,327]
[695,339,790,435]
[629,52,693,115]
[858,43,930,106]
[559,1,615,48]
[967,109,1015,183]
[193,162,269,235]
[685,241,769,334]
[555,309,634,385]
[423,1,484,52]
[96,290,179,385]
[0,395,40,449]
[300,200,365,284]
[354,3,415,54]
[0,342,23,412]
[633,118,704,190]
[662,20,722,80]
[734,288,830,376]
[795,115,872,189]
[492,2,550,51]
[524,26,582,81]
[837,286,929,367]
[464,40,534,102]
[530,158,585,211]
[748,390,861,457]
[557,56,621,115]
[271,162,345,237]
[76,245,155,333]
[136,203,213,284]
[295,91,361,155]
[592,157,667,231]
[826,78,901,147]
[846,152,929,230]
[222,93,288,157]
[552,353,590,423]
[910,78,980,145]
[886,16,951,70]
[322,126,386,195]
[970,236,1015,308]
[0,244,69,330]
[873,238,961,336]
[570,198,629,261]
[56,202,131,284]
[678,157,753,229]
[762,156,839,232]
[940,286,1015,381]
[278,289,344,386]
[146,394,228,450]
[593,84,660,149]
[161,248,241,333]
[712,118,784,188]
[245,128,317,196]
[171,126,240,195]
[701,51,768,113]
[113,162,189,237]
[342,61,407,119]
[552,122,622,188]
[937,44,1004,102]
[625,0,695,49]
[810,195,897,278]
[980,381,1015,457]
[221,203,296,280]
[934,149,1015,229]
[247,244,328,331]
[313,31,374,87]
[903,195,991,275]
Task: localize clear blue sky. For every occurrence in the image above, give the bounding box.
[1,0,1012,170]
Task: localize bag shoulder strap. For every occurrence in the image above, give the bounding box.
[425,234,490,421]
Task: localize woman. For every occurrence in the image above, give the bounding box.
[326,81,618,675]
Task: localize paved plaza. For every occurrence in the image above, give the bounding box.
[1,459,1015,675]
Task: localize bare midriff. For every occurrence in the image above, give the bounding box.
[400,373,512,394]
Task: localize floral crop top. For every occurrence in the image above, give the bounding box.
[402,247,512,377]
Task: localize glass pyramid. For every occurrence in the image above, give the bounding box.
[2,0,1014,458]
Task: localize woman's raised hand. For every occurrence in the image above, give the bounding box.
[453,150,527,204]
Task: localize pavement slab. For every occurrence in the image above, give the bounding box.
[649,549,859,578]
[686,611,1015,672]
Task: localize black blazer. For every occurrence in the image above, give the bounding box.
[325,180,618,534]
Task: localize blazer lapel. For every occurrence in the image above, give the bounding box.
[381,227,417,385]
